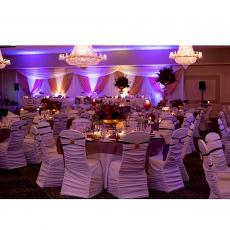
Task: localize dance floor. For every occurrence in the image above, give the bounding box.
[0,120,218,199]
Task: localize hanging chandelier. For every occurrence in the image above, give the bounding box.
[169,45,202,68]
[59,45,107,68]
[0,49,11,69]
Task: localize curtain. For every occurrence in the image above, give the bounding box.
[164,68,184,99]
[61,73,74,94]
[148,77,162,93]
[93,75,110,94]
[48,78,58,94]
[31,79,43,95]
[129,76,144,95]
[17,72,31,96]
[77,75,91,94]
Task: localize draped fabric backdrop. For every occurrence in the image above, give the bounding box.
[48,78,58,94]
[77,75,91,94]
[164,68,184,100]
[31,79,43,95]
[148,78,162,93]
[93,75,110,94]
[129,76,144,95]
[15,67,183,102]
[17,72,31,96]
[61,73,74,94]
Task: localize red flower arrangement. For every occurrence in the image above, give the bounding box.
[93,102,126,121]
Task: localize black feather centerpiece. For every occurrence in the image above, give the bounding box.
[156,66,176,86]
[115,75,129,93]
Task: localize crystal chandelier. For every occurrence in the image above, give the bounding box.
[59,45,107,68]
[169,45,202,68]
[0,49,11,69]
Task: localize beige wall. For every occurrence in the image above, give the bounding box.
[184,64,230,117]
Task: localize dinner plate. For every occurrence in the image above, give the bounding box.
[101,139,113,143]
[86,138,94,141]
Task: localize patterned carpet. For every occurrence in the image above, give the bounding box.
[0,119,218,199]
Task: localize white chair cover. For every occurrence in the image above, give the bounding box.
[205,132,227,171]
[0,120,27,169]
[71,118,91,132]
[60,130,103,198]
[53,113,68,137]
[193,114,201,138]
[107,131,150,198]
[218,118,230,165]
[147,128,187,192]
[198,139,230,199]
[158,120,175,144]
[35,121,64,188]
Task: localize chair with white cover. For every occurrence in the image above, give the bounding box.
[198,139,230,199]
[53,113,68,137]
[205,132,227,171]
[179,125,195,181]
[147,128,187,192]
[23,132,41,164]
[59,130,103,198]
[126,118,138,132]
[107,131,149,198]
[35,121,64,188]
[0,120,27,169]
[158,120,175,144]
[71,118,91,133]
[193,113,201,138]
[218,118,230,165]
[21,111,38,136]
[22,97,34,110]
[182,115,194,129]
[182,115,196,153]
[219,112,230,134]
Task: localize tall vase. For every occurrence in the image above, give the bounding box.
[163,85,167,101]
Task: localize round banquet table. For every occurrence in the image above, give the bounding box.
[0,128,10,143]
[57,136,165,189]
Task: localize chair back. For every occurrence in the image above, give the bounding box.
[72,118,91,132]
[164,128,188,169]
[182,115,194,129]
[8,120,27,151]
[21,111,38,135]
[205,132,227,170]
[181,124,194,157]
[198,139,220,197]
[53,113,68,136]
[36,121,55,147]
[159,120,174,144]
[59,130,88,173]
[218,118,227,137]
[22,97,34,109]
[119,131,149,175]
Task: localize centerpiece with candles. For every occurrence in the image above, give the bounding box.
[93,101,126,126]
[41,98,62,114]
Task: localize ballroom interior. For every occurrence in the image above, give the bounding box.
[0,45,230,199]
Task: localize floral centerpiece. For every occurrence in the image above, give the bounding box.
[93,102,126,125]
[115,75,129,94]
[41,98,62,113]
